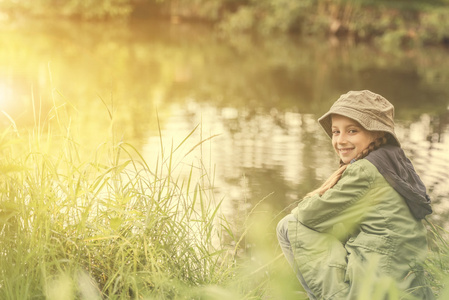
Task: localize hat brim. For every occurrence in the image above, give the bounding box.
[318,108,401,147]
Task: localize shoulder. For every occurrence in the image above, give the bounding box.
[328,159,379,193]
[343,159,379,181]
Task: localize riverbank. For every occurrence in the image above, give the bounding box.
[1,0,449,47]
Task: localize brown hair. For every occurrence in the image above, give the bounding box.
[306,134,388,197]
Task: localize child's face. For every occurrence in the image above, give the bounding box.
[331,114,377,164]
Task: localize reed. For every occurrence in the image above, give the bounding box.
[0,100,237,299]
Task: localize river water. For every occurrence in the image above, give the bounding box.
[1,19,449,231]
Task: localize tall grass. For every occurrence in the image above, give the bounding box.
[423,221,449,299]
[0,99,241,299]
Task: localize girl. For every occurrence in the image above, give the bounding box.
[277,90,434,299]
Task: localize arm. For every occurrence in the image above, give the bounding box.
[293,161,375,234]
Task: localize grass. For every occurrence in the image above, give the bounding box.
[0,98,448,300]
[0,98,245,299]
[423,221,449,299]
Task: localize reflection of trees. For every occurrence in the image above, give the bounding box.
[353,68,447,118]
[428,111,449,144]
[164,33,449,120]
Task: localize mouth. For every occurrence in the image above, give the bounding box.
[338,148,355,154]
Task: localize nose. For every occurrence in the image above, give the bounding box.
[336,132,347,144]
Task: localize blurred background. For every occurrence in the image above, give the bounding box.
[0,0,449,257]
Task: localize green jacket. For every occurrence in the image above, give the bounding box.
[289,157,433,299]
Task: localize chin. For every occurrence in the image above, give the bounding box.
[340,158,353,164]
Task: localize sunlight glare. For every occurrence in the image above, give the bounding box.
[0,82,14,108]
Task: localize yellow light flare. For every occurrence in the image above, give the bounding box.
[0,82,13,108]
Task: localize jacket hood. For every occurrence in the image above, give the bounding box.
[365,145,432,219]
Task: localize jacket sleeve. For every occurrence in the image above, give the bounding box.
[293,161,375,234]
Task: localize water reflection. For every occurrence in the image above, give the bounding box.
[0,19,449,230]
[140,103,449,232]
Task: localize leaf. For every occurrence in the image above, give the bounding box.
[110,217,123,231]
[83,235,120,242]
[184,134,221,158]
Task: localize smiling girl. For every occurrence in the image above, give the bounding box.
[277,90,434,299]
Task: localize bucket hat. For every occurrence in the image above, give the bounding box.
[318,90,400,147]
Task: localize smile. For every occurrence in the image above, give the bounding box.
[338,148,354,154]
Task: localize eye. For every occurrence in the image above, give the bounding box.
[348,129,358,134]
[332,130,340,135]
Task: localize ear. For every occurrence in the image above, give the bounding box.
[371,131,385,141]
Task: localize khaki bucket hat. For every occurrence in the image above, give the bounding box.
[318,90,400,147]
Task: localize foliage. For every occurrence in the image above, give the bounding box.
[0,0,132,19]
[1,0,449,45]
[219,0,315,34]
[418,8,449,45]
[424,221,449,298]
[0,100,238,298]
[147,0,449,45]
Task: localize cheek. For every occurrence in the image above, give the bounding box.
[360,135,375,148]
[331,138,338,149]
